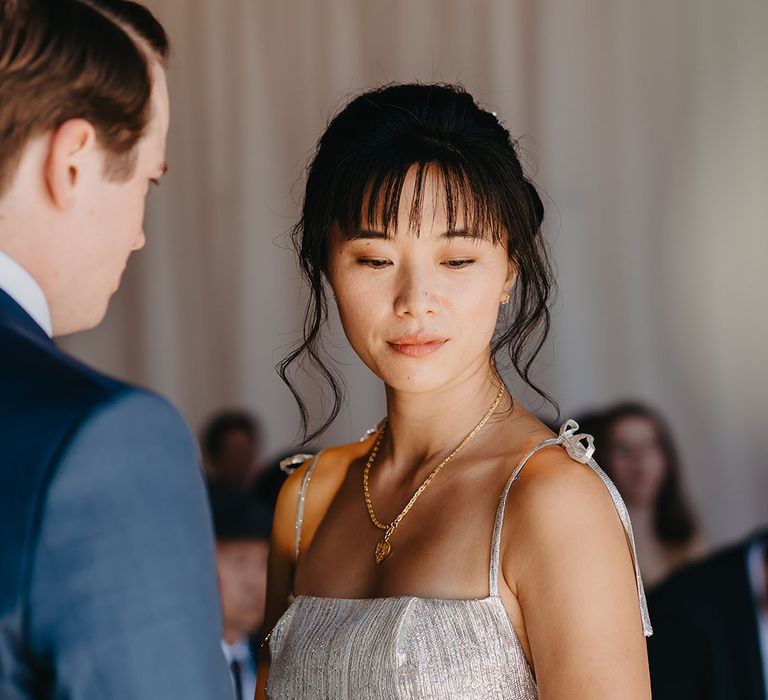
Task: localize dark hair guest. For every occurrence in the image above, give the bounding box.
[258,83,653,699]
[592,402,704,587]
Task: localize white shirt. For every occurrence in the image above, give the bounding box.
[0,250,52,337]
[747,537,768,699]
[221,638,257,700]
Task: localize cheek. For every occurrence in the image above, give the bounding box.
[330,271,383,339]
[451,272,506,337]
[647,453,667,484]
[608,454,633,483]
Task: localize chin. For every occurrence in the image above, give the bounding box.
[378,367,457,395]
[76,301,111,335]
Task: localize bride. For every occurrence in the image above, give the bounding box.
[256,83,652,699]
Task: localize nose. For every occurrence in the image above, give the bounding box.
[132,228,146,251]
[392,261,438,318]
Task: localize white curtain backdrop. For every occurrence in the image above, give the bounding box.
[62,0,768,547]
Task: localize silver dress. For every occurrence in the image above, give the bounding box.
[267,420,653,699]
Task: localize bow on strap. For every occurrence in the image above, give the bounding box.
[279,453,315,475]
[359,418,387,442]
[558,419,596,464]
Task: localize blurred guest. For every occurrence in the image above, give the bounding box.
[647,528,768,699]
[201,409,263,488]
[587,402,705,587]
[208,482,272,700]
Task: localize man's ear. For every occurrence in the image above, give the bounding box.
[44,119,98,210]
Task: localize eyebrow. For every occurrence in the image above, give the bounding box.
[348,228,484,241]
[156,162,169,178]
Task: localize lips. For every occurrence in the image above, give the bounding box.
[387,335,448,357]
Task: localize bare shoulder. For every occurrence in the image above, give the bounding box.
[503,445,634,586]
[509,446,619,529]
[273,437,376,555]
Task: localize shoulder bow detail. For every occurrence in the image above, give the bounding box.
[279,453,315,475]
[557,419,596,464]
[359,418,387,442]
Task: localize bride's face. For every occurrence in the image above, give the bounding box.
[327,169,515,394]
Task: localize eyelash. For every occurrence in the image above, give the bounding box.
[444,259,476,269]
[356,258,476,269]
[149,179,160,187]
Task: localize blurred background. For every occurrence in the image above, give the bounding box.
[61,0,767,551]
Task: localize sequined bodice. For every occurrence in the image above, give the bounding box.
[266,421,653,699]
[268,595,537,699]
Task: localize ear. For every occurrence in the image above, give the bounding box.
[44,119,98,210]
[503,258,518,296]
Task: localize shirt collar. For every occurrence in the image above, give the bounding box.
[221,638,252,665]
[0,250,53,337]
[748,536,768,606]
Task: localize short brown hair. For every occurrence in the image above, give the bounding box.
[0,0,170,196]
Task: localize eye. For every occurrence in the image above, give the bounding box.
[442,258,476,269]
[149,178,160,187]
[357,258,392,269]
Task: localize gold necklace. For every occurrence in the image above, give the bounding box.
[363,385,506,564]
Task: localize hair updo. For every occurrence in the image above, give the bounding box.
[279,82,555,441]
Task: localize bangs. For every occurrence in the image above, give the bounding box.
[331,156,510,245]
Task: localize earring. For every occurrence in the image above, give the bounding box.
[500,291,510,305]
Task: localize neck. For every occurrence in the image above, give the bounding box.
[0,228,55,311]
[382,361,507,473]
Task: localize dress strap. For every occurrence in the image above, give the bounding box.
[488,420,653,637]
[288,452,320,562]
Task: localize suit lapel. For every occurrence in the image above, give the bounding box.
[0,287,53,346]
[722,534,767,698]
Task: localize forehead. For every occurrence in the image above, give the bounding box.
[612,416,657,439]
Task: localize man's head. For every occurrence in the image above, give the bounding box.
[0,0,170,336]
[207,482,272,644]
[201,410,263,488]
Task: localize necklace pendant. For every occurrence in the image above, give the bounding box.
[374,538,391,564]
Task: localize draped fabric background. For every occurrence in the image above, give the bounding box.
[62,0,767,547]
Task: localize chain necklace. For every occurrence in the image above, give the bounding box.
[363,385,506,564]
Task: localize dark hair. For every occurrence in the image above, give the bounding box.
[279,83,555,441]
[0,0,169,196]
[200,409,261,463]
[593,402,698,548]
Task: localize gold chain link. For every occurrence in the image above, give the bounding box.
[363,385,506,544]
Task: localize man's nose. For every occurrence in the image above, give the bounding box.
[132,228,146,251]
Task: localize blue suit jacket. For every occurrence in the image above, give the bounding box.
[0,289,233,699]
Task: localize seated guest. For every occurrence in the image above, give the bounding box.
[647,528,768,699]
[208,483,272,700]
[201,409,263,489]
[584,402,705,587]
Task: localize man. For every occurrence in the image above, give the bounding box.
[208,483,272,700]
[201,409,264,489]
[0,1,232,698]
[647,528,768,699]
